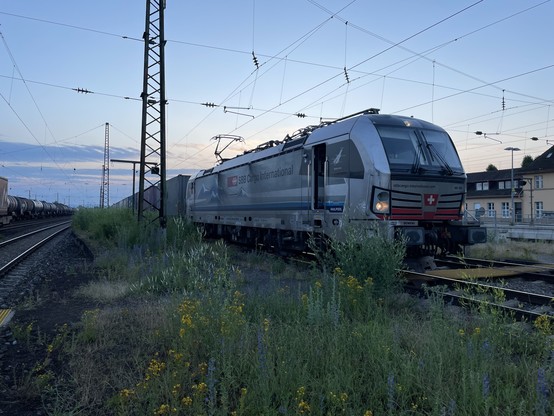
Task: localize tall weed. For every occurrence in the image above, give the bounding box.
[315,223,405,298]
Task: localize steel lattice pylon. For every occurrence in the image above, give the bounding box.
[138,0,167,228]
[100,122,110,208]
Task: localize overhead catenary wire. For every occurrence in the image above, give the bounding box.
[224,0,551,140]
[1,1,552,177]
[0,30,75,184]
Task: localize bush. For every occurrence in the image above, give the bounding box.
[317,223,406,299]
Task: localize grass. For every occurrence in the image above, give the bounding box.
[467,231,554,262]
[13,208,554,415]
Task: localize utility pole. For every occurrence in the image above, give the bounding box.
[110,159,140,214]
[100,122,110,208]
[138,0,167,228]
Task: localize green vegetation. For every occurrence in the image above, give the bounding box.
[467,232,554,263]
[12,209,554,415]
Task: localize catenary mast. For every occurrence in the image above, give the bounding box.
[138,0,167,228]
[99,122,110,208]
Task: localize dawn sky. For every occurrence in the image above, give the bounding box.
[1,0,553,206]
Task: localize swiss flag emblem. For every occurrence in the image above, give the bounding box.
[424,194,438,206]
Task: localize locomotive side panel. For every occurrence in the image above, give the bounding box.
[190,149,309,232]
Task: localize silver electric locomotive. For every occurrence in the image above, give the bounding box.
[186,108,486,256]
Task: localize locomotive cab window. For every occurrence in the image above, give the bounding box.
[379,127,422,166]
[376,125,463,175]
[420,130,463,173]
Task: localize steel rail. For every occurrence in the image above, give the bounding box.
[439,255,554,273]
[0,223,71,275]
[405,269,554,321]
[0,221,71,248]
[430,288,551,322]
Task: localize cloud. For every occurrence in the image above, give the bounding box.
[1,140,140,205]
[1,140,199,206]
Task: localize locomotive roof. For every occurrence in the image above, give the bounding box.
[195,109,445,177]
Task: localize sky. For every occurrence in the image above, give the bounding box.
[1,0,553,207]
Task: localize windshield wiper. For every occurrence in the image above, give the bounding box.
[426,143,455,176]
[411,140,425,174]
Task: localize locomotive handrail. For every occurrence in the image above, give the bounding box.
[307,161,313,210]
[323,156,329,205]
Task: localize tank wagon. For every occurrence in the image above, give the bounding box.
[0,177,72,224]
[186,108,486,257]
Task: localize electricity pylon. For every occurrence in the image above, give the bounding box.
[100,122,110,208]
[138,0,167,228]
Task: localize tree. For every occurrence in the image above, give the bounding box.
[521,155,534,168]
[486,164,498,171]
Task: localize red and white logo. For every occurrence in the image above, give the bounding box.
[424,194,438,206]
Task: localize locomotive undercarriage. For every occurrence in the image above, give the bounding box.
[195,214,485,266]
[400,221,485,259]
[200,222,311,253]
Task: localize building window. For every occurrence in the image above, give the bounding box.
[501,202,510,218]
[534,175,543,189]
[487,202,495,217]
[476,182,489,191]
[535,201,544,218]
[498,180,512,190]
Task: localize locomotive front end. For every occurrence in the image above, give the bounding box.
[368,115,486,256]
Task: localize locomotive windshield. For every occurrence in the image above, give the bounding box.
[376,125,463,175]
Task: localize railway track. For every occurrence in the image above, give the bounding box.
[0,220,72,322]
[0,216,70,236]
[405,257,554,323]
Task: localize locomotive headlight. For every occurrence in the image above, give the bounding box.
[375,200,389,212]
[373,190,390,213]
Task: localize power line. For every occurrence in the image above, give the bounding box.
[0,11,142,41]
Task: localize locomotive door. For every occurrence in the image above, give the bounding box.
[313,144,326,209]
[310,143,327,227]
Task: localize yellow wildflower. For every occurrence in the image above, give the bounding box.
[198,362,208,374]
[119,388,135,399]
[181,314,193,327]
[146,358,166,378]
[534,315,552,335]
[181,396,192,406]
[192,382,208,395]
[298,400,311,414]
[154,403,170,415]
